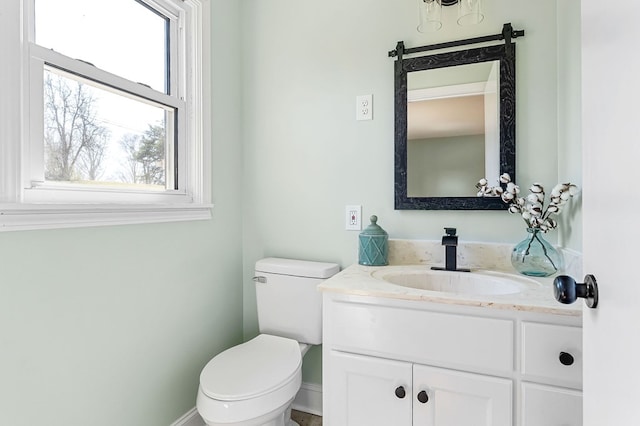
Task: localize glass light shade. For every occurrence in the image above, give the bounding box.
[417,0,442,32]
[457,0,484,26]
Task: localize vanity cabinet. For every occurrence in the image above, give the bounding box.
[328,351,512,426]
[322,293,583,426]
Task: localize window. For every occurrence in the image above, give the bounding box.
[0,0,211,231]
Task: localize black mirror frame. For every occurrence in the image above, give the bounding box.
[394,43,516,210]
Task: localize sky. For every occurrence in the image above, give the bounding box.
[34,0,170,184]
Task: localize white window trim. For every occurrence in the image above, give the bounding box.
[0,0,212,232]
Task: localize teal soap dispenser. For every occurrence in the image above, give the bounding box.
[358,215,389,266]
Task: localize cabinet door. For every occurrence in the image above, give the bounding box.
[521,382,582,426]
[327,351,412,426]
[413,364,512,426]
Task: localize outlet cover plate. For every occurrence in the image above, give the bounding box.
[345,205,362,231]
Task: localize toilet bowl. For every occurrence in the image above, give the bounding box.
[196,258,340,426]
[197,335,306,426]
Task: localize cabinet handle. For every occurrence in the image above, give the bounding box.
[417,390,429,404]
[559,351,575,366]
[395,386,406,399]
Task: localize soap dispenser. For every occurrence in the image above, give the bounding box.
[358,215,388,266]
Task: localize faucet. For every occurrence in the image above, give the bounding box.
[431,227,470,272]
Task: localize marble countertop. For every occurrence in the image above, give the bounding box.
[319,263,582,317]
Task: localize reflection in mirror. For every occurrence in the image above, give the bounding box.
[407,61,499,197]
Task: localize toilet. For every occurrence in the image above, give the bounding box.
[196,257,340,426]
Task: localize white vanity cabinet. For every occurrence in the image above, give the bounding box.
[322,293,583,426]
[328,351,512,426]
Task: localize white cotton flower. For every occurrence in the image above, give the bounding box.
[506,182,519,194]
[477,177,579,230]
[528,202,543,216]
[552,183,569,193]
[526,193,539,203]
[568,184,579,196]
[530,183,544,194]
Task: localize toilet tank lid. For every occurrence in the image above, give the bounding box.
[255,257,340,279]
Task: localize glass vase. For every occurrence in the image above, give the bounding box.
[511,228,563,277]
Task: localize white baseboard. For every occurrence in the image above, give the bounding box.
[170,407,204,426]
[291,382,323,417]
[171,382,322,426]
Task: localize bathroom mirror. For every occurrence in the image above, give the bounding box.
[392,26,521,210]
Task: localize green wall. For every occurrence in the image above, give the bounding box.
[0,0,582,423]
[241,0,582,385]
[0,0,244,425]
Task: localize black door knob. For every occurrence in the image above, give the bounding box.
[553,274,599,308]
[417,390,429,403]
[559,351,575,366]
[395,386,406,399]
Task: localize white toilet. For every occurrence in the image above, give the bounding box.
[196,257,340,426]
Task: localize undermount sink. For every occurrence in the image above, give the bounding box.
[371,267,534,296]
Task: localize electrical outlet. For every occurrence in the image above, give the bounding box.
[356,95,373,121]
[345,205,362,230]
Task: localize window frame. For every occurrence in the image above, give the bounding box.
[0,0,212,231]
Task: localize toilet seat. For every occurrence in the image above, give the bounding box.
[197,334,303,425]
[200,334,302,401]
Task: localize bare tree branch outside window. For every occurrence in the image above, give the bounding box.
[44,72,109,182]
[43,71,166,187]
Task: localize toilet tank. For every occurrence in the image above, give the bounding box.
[254,258,340,345]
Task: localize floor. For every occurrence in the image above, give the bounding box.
[291,410,322,426]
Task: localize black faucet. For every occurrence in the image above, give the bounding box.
[431,228,470,272]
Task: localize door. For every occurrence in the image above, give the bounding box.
[412,364,512,426]
[327,351,412,426]
[582,1,640,424]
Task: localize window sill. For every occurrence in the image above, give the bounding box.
[0,203,213,232]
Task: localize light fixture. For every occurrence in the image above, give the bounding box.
[417,0,442,32]
[417,0,484,33]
